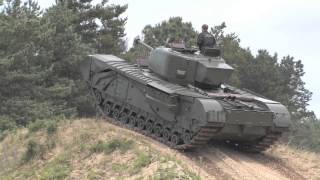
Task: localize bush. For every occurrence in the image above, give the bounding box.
[46,121,58,135]
[0,116,15,140]
[28,120,46,132]
[131,151,152,174]
[90,138,134,154]
[22,140,44,162]
[289,119,320,152]
[40,154,72,180]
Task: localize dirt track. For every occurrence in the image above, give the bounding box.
[107,121,313,180]
[184,144,306,180]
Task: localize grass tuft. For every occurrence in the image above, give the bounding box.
[21,140,44,162]
[90,138,134,154]
[40,154,72,180]
[131,151,152,174]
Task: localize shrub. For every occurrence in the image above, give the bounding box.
[131,152,152,174]
[46,121,58,135]
[90,138,134,154]
[40,154,72,180]
[28,120,46,132]
[22,140,44,162]
[0,116,15,131]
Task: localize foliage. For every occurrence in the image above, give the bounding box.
[21,139,44,162]
[0,0,127,130]
[40,154,72,180]
[124,17,197,61]
[46,121,57,135]
[90,138,134,154]
[131,151,152,174]
[289,118,320,152]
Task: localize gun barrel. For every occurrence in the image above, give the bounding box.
[134,37,154,51]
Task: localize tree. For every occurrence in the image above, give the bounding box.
[142,17,197,48]
[124,17,197,62]
[0,0,128,129]
[57,0,128,54]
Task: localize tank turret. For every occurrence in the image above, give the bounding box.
[134,38,234,88]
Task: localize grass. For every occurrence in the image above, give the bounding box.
[21,140,44,163]
[151,162,201,180]
[27,120,58,135]
[112,163,129,173]
[39,154,72,180]
[0,119,203,180]
[131,151,152,174]
[87,170,105,180]
[90,138,134,154]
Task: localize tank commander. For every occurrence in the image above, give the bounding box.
[197,24,216,52]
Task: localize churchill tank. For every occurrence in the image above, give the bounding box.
[80,38,291,152]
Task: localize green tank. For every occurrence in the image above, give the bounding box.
[80,38,291,152]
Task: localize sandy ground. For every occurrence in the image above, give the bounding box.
[104,120,319,180]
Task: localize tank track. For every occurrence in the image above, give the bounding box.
[91,88,223,150]
[238,130,283,153]
[91,88,284,153]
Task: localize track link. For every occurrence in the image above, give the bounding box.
[95,99,223,150]
[238,131,283,153]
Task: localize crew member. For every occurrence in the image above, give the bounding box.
[197,24,216,52]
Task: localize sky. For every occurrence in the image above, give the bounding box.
[38,0,320,117]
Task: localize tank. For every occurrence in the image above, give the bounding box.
[79,38,291,152]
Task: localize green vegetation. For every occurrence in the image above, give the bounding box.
[131,151,152,174]
[0,119,200,179]
[40,154,72,180]
[0,0,318,154]
[0,0,127,129]
[87,170,105,180]
[90,138,134,154]
[21,140,44,162]
[151,162,201,180]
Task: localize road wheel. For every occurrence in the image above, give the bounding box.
[104,103,112,116]
[146,121,154,134]
[154,124,163,137]
[113,108,120,119]
[171,133,181,146]
[163,128,171,141]
[129,114,137,127]
[120,112,129,124]
[137,117,146,130]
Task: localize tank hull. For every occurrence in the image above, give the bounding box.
[80,54,291,152]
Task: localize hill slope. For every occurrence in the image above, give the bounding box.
[0,118,319,180]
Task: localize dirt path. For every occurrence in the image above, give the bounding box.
[185,144,307,180]
[105,120,310,180]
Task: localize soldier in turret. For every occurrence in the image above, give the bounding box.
[197,24,216,52]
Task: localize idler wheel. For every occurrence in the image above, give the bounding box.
[163,128,171,141]
[129,114,137,127]
[137,117,146,130]
[119,112,129,123]
[146,121,154,133]
[171,133,181,146]
[104,103,112,115]
[154,124,163,137]
[113,108,120,119]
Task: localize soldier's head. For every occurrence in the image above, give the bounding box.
[202,24,208,32]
